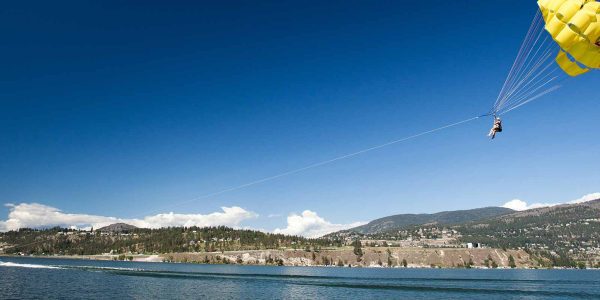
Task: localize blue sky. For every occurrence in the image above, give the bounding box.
[1,1,599,234]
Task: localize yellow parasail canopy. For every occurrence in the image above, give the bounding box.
[538,0,600,76]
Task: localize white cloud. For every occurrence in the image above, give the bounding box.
[501,199,557,211]
[0,203,257,232]
[501,192,600,211]
[273,210,366,238]
[501,199,525,211]
[568,192,600,204]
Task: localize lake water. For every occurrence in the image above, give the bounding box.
[1,257,598,299]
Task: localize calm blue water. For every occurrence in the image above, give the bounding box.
[1,257,598,299]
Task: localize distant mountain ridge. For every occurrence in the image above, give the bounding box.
[97,223,137,233]
[464,198,600,228]
[506,198,600,219]
[334,206,514,235]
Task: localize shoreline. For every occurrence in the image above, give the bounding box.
[2,254,596,270]
[0,253,163,263]
[3,247,596,270]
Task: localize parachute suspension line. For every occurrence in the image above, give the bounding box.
[492,10,565,116]
[493,10,543,111]
[504,27,558,95]
[499,13,548,102]
[500,49,565,114]
[502,36,554,98]
[499,54,559,110]
[500,85,562,115]
[500,73,561,114]
[495,11,546,110]
[498,48,555,107]
[495,11,541,101]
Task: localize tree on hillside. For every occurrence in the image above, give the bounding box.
[508,255,516,268]
[353,240,363,261]
[466,258,474,268]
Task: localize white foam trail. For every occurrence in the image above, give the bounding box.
[78,266,144,271]
[0,261,62,269]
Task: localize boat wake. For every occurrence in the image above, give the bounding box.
[0,261,62,269]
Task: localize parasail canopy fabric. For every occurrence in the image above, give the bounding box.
[538,0,600,76]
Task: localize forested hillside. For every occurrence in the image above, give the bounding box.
[0,226,341,256]
[456,200,600,267]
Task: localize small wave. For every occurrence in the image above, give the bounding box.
[0,261,62,269]
[70,265,145,272]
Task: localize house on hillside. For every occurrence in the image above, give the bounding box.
[466,242,483,249]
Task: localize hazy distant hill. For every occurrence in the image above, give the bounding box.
[457,199,600,246]
[336,206,514,235]
[463,199,600,229]
[97,223,138,233]
[507,198,600,219]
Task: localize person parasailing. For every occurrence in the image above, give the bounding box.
[487,1,600,139]
[488,116,502,139]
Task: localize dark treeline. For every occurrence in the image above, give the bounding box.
[0,226,342,255]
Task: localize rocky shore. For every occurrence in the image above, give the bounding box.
[162,247,534,268]
[3,247,541,268]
